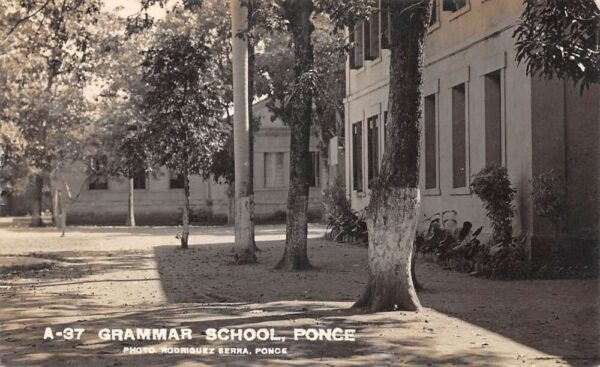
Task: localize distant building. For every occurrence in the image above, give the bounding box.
[344,0,599,260]
[9,98,324,225]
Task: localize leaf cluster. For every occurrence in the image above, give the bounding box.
[514,0,600,92]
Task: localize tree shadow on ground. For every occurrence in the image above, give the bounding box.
[1,235,598,366]
[0,288,507,367]
[1,251,156,283]
[153,240,600,366]
[153,239,365,304]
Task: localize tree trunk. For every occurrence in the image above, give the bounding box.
[52,187,60,229]
[59,191,67,237]
[30,174,44,227]
[181,173,190,249]
[227,184,235,226]
[248,10,260,253]
[126,177,136,227]
[354,0,431,312]
[355,188,421,311]
[231,0,256,264]
[275,0,314,271]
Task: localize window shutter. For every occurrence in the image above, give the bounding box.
[354,22,364,68]
[381,2,390,49]
[443,0,467,12]
[349,26,357,69]
[368,13,380,60]
[364,19,372,60]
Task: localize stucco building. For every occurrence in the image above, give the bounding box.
[344,0,599,259]
[45,98,324,225]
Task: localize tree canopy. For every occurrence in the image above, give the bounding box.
[140,9,228,177]
[514,0,600,91]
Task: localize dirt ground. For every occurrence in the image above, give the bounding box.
[0,224,598,367]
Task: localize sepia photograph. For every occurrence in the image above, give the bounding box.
[0,0,598,366]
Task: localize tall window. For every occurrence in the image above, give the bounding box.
[309,152,320,187]
[452,84,467,189]
[443,0,467,12]
[484,71,502,167]
[133,170,147,190]
[169,172,184,189]
[89,156,108,190]
[424,95,437,190]
[367,115,379,187]
[264,152,285,188]
[352,121,363,192]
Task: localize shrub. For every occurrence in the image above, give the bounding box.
[322,177,353,224]
[471,165,516,244]
[416,210,531,279]
[487,235,530,279]
[328,209,368,245]
[322,178,367,245]
[530,169,568,237]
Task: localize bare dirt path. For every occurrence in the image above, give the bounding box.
[0,225,598,366]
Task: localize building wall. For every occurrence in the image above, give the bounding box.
[563,84,600,233]
[62,99,323,225]
[344,0,534,241]
[531,79,600,248]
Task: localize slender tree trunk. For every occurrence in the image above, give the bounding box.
[275,0,315,271]
[181,173,190,249]
[126,177,136,227]
[30,174,44,227]
[52,187,60,229]
[59,191,67,237]
[247,12,260,252]
[354,0,431,312]
[231,0,256,264]
[227,184,235,226]
[32,58,56,228]
[248,7,260,252]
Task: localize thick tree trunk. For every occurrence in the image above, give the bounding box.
[231,0,256,264]
[355,188,421,310]
[354,0,431,312]
[126,177,136,227]
[181,173,190,249]
[275,0,314,271]
[30,174,44,227]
